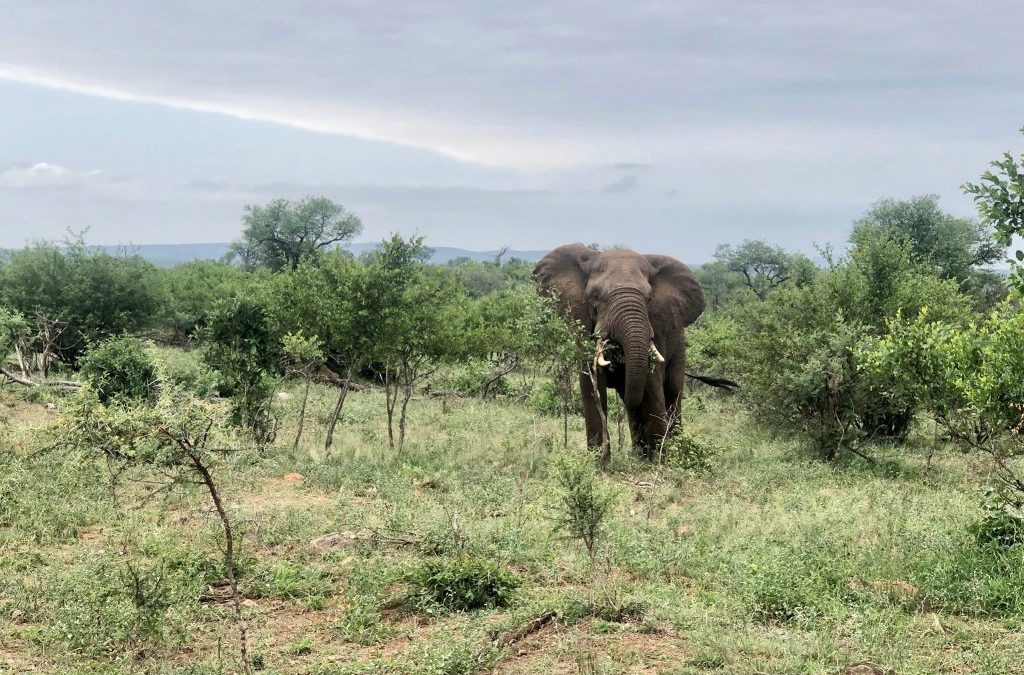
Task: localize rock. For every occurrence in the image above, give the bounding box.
[839,662,887,675]
[310,531,362,551]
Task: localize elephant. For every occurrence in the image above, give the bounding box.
[533,244,706,459]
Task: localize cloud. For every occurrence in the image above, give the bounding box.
[601,174,640,194]
[0,1,1022,256]
[1,1,1021,170]
[610,162,651,171]
[0,162,104,188]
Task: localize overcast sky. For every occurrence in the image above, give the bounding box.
[1,1,1022,261]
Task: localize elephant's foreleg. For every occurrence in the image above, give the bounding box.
[579,368,610,458]
[663,338,688,436]
[640,374,670,459]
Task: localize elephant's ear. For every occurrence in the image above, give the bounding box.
[533,244,597,330]
[645,254,705,328]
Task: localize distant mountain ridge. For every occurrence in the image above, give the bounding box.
[90,242,549,268]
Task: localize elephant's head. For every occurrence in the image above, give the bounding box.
[534,244,705,408]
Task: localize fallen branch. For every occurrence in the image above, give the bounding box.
[492,610,558,649]
[310,528,421,551]
[1,367,80,389]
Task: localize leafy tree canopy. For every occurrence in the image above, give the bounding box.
[229,196,362,272]
[850,195,1001,283]
[964,127,1024,286]
[711,239,816,302]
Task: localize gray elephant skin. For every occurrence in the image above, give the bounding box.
[534,244,705,458]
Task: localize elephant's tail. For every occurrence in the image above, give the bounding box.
[686,372,740,392]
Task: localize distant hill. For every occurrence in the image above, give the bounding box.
[96,242,548,268]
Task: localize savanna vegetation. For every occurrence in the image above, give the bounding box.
[2,131,1024,674]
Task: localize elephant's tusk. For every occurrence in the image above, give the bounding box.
[595,339,611,367]
[649,342,665,363]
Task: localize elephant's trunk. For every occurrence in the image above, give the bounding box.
[607,288,652,409]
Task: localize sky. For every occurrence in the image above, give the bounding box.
[1,1,1022,262]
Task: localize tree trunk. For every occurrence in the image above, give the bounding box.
[189,452,252,675]
[324,363,357,453]
[14,343,30,379]
[584,363,611,468]
[397,379,413,456]
[384,368,397,451]
[294,377,311,450]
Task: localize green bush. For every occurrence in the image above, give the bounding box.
[969,487,1024,549]
[552,451,617,559]
[0,242,161,364]
[78,336,158,404]
[662,430,720,472]
[692,232,973,458]
[42,553,193,658]
[201,296,280,444]
[407,556,520,614]
[151,347,223,398]
[528,378,582,417]
[433,360,516,398]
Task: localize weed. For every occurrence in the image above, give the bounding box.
[407,556,520,614]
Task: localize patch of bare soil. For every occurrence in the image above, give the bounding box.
[493,619,691,675]
[243,474,335,513]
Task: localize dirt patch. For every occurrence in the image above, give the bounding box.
[239,477,335,514]
[493,620,690,675]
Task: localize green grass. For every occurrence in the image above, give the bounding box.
[2,376,1023,674]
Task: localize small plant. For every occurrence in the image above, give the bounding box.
[969,485,1024,549]
[284,636,314,656]
[78,336,158,404]
[662,429,719,472]
[552,451,617,561]
[407,557,520,614]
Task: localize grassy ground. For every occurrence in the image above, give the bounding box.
[2,375,1023,674]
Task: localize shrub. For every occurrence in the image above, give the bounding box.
[969,486,1024,549]
[78,336,158,404]
[692,232,973,458]
[0,242,161,364]
[201,296,280,445]
[407,557,519,614]
[552,451,617,560]
[42,553,191,658]
[528,378,582,417]
[662,430,719,472]
[433,360,516,398]
[151,347,223,398]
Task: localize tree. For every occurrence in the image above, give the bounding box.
[281,331,325,449]
[228,196,362,272]
[156,260,252,344]
[266,251,374,451]
[364,235,469,454]
[60,377,255,674]
[850,195,1001,285]
[695,260,753,312]
[713,240,816,301]
[964,127,1024,288]
[201,296,281,446]
[0,241,161,365]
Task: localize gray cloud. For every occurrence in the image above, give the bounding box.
[2,1,1022,167]
[0,2,1022,257]
[601,174,640,194]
